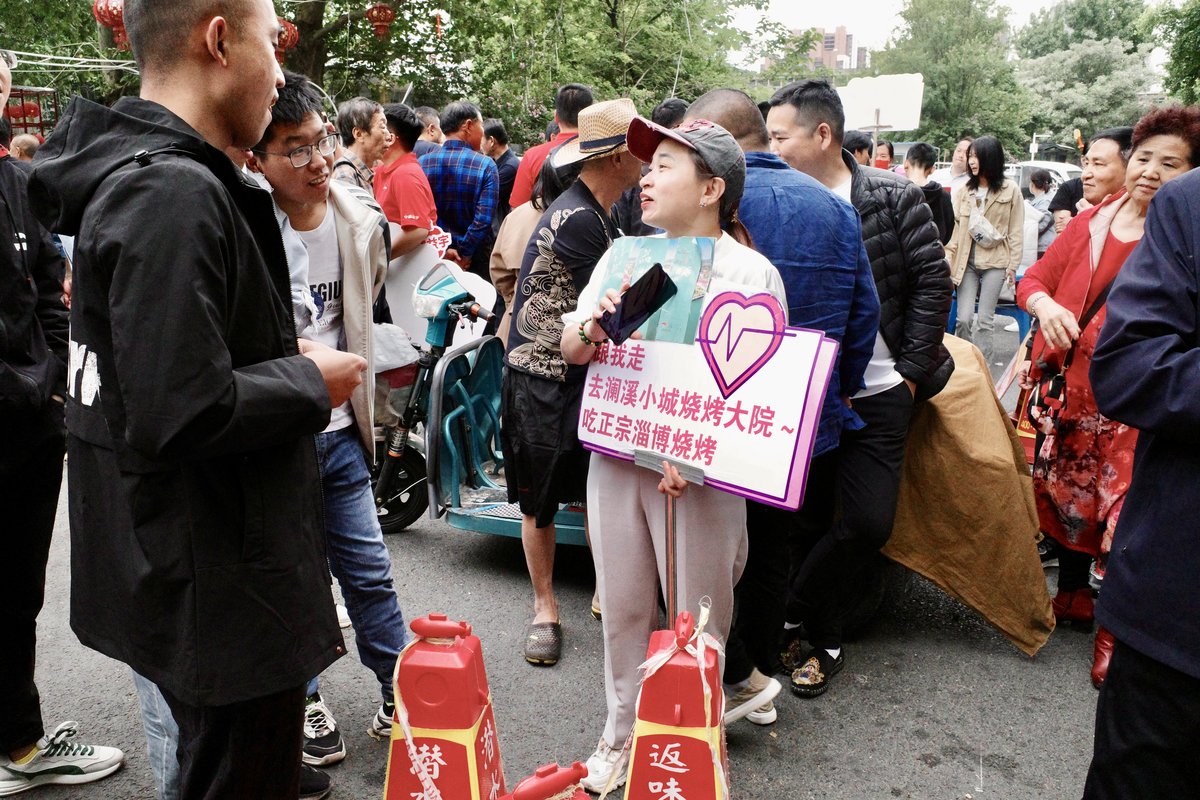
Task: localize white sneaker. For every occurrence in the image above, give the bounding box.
[580,739,626,794]
[302,695,346,766]
[0,721,124,796]
[724,669,782,726]
[366,702,395,741]
[336,603,351,629]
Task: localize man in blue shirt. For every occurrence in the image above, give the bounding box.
[419,101,499,278]
[683,89,879,726]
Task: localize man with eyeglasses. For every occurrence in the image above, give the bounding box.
[248,70,409,777]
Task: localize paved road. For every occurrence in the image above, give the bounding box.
[34,456,1097,800]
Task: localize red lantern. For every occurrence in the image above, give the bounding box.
[4,104,23,120]
[23,102,41,119]
[365,3,396,38]
[112,25,130,51]
[276,17,300,64]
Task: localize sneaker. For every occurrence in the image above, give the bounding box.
[367,701,395,741]
[580,739,626,794]
[1038,538,1059,569]
[299,764,332,800]
[303,694,346,766]
[336,603,352,629]
[724,669,782,726]
[0,721,124,796]
[790,647,845,699]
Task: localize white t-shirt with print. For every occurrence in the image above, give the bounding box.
[297,204,354,433]
[831,175,905,398]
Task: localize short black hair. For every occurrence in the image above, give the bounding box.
[966,135,1007,191]
[651,98,690,129]
[1029,168,1053,191]
[482,118,509,145]
[877,139,894,160]
[0,116,10,148]
[255,69,324,150]
[843,130,873,156]
[757,100,770,121]
[336,97,383,147]
[125,0,254,72]
[383,103,423,152]
[555,84,594,127]
[769,78,845,144]
[414,106,440,129]
[905,142,937,171]
[440,101,481,134]
[1089,126,1134,159]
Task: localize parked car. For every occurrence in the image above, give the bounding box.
[1005,160,1082,198]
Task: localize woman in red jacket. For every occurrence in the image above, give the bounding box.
[1017,105,1200,687]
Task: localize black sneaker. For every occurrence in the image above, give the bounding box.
[300,764,332,800]
[303,694,346,766]
[789,647,845,698]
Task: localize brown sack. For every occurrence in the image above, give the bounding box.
[883,334,1055,656]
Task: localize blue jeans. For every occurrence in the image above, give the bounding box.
[308,426,408,703]
[955,263,1007,364]
[132,671,180,800]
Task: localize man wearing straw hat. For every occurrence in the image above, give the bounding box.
[502,98,643,667]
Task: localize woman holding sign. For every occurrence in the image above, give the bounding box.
[561,117,786,793]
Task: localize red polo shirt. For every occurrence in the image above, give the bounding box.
[507,130,577,209]
[374,152,438,231]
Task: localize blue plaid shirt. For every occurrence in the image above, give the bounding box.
[419,140,499,258]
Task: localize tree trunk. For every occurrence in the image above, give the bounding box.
[290,0,329,85]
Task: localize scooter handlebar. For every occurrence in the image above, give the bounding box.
[450,300,494,323]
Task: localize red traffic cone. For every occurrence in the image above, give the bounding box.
[623,611,727,800]
[384,614,506,800]
[500,761,589,800]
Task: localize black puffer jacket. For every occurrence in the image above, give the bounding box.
[845,152,953,400]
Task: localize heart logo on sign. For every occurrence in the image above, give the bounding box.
[696,292,787,398]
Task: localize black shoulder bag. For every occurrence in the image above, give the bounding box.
[1027,280,1115,432]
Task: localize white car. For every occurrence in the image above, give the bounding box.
[1005,160,1082,196]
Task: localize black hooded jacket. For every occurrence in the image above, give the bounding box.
[29,97,344,705]
[0,153,67,422]
[920,180,955,246]
[844,152,954,400]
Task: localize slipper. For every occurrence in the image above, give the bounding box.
[524,621,563,666]
[590,601,602,621]
[790,648,844,698]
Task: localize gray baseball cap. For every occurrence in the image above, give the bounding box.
[626,116,746,206]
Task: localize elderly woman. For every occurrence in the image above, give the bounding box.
[561,117,784,793]
[1017,106,1200,687]
[945,135,1024,365]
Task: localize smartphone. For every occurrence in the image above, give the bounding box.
[597,263,678,346]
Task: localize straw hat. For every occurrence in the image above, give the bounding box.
[551,98,638,168]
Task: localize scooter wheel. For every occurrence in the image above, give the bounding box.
[372,445,429,533]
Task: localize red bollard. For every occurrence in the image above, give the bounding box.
[623,612,728,800]
[383,614,506,800]
[500,762,589,800]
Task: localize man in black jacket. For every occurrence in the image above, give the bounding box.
[28,2,365,797]
[0,52,126,797]
[1087,166,1200,799]
[765,79,953,698]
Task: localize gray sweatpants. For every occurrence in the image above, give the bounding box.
[588,453,748,747]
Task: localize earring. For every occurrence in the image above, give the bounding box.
[699,200,707,208]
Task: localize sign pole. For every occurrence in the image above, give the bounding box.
[633,451,706,622]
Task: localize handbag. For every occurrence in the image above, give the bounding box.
[1026,280,1114,434]
[968,194,1006,249]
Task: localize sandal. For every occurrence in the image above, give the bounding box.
[790,647,844,698]
[524,621,563,666]
[590,599,602,622]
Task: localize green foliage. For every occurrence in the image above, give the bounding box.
[1153,0,1200,104]
[1017,37,1156,144]
[1014,0,1147,59]
[0,4,137,104]
[758,27,822,86]
[874,0,1031,157]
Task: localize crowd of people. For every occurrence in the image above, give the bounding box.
[3,0,1200,798]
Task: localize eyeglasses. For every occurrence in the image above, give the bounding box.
[254,133,338,168]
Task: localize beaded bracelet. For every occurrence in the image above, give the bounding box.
[578,321,603,347]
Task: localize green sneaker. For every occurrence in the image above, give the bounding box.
[0,722,124,796]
